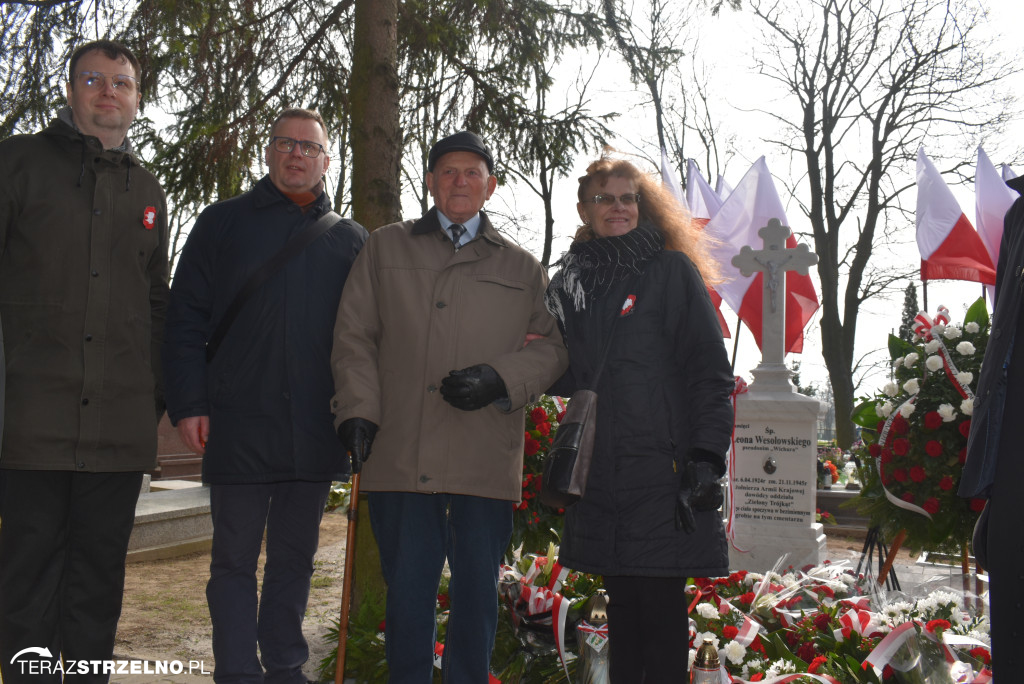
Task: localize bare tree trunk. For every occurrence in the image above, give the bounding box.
[346,0,400,617]
[349,0,401,231]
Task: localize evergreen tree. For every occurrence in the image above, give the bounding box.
[899,282,920,342]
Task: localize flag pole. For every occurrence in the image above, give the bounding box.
[730,315,743,372]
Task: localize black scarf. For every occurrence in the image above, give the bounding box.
[546,222,663,324]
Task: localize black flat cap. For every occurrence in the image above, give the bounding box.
[428,131,494,174]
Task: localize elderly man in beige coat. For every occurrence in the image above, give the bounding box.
[331,131,567,682]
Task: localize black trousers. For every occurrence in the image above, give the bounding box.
[0,469,143,684]
[602,575,689,684]
[206,481,331,684]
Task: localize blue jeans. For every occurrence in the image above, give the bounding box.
[368,491,512,683]
[207,481,331,684]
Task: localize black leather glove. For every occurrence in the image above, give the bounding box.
[337,418,378,475]
[675,455,725,533]
[440,364,508,411]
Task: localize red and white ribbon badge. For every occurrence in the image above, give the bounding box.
[142,206,156,230]
[620,294,636,316]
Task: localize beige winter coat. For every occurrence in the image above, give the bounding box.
[331,208,567,501]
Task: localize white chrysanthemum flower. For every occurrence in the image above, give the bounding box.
[876,401,894,418]
[904,353,920,368]
[938,404,957,422]
[924,340,941,353]
[903,378,920,395]
[957,341,976,356]
[965,322,980,334]
[688,649,697,668]
[943,325,963,340]
[917,597,939,615]
[882,382,899,397]
[877,623,892,634]
[884,601,914,618]
[956,371,974,386]
[926,355,944,372]
[950,610,969,626]
[766,659,797,678]
[967,629,990,645]
[696,602,718,620]
[932,323,946,336]
[961,398,974,416]
[744,572,763,587]
[930,590,962,607]
[899,402,916,417]
[893,356,904,368]
[840,573,858,586]
[723,640,747,665]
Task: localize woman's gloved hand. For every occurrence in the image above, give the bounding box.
[675,452,725,533]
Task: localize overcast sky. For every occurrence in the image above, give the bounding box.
[474,0,1023,395]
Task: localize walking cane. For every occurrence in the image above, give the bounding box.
[334,472,360,684]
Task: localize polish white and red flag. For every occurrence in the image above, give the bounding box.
[916,148,995,285]
[975,146,1019,267]
[715,174,733,200]
[660,147,685,206]
[704,157,819,354]
[677,156,730,337]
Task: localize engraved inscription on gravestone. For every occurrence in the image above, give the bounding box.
[731,421,814,526]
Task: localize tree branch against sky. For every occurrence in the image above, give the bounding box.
[749,0,1018,447]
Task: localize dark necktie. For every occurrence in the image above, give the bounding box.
[450,223,466,250]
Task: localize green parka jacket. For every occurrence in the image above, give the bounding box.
[0,112,169,472]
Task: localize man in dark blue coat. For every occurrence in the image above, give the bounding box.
[163,108,367,684]
[960,174,1024,675]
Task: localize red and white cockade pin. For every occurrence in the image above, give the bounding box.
[620,294,636,316]
[142,206,156,230]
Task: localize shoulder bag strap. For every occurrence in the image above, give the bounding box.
[205,210,341,362]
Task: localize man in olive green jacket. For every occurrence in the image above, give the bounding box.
[0,40,169,683]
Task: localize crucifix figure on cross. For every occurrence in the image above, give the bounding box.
[732,218,818,366]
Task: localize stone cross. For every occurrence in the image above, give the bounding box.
[732,218,818,365]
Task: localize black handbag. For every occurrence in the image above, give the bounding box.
[540,291,625,508]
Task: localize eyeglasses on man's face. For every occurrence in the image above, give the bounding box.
[76,71,138,94]
[585,193,640,206]
[269,136,326,159]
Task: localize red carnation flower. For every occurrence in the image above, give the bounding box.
[813,612,831,631]
[893,468,907,482]
[959,447,967,464]
[751,675,764,682]
[901,492,915,504]
[808,656,829,674]
[740,591,756,606]
[797,642,817,662]
[530,407,548,424]
[880,448,893,464]
[923,498,940,514]
[926,619,951,633]
[536,421,551,436]
[869,442,881,457]
[970,498,987,512]
[722,625,739,640]
[892,438,910,456]
[939,475,954,491]
[524,437,541,456]
[924,411,942,430]
[910,466,927,483]
[969,647,991,664]
[959,420,971,438]
[925,440,943,457]
[892,414,909,435]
